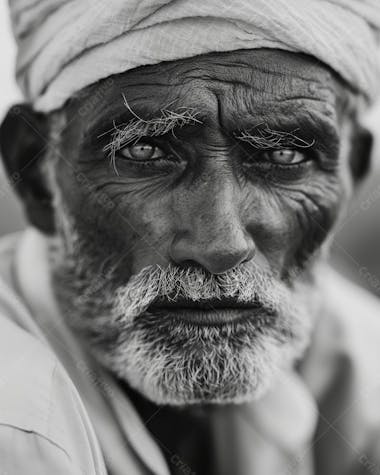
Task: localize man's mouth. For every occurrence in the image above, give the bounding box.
[147,297,264,325]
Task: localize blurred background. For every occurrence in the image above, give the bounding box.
[1,2,380,297]
[0,1,24,235]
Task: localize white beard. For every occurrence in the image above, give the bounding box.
[101,313,310,405]
[50,232,314,405]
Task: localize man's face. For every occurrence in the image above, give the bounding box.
[47,49,353,405]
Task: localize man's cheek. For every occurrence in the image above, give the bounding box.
[118,202,176,275]
[242,175,344,278]
[74,184,173,275]
[281,178,345,269]
[54,177,135,276]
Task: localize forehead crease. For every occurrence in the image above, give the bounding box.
[76,51,340,136]
[105,85,220,130]
[214,75,337,130]
[128,62,336,120]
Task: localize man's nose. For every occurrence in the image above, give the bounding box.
[170,185,256,275]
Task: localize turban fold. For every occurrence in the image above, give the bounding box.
[9,0,380,112]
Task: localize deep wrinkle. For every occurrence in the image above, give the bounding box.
[53,50,351,286]
[0,48,356,474]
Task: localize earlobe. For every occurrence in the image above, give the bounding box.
[0,104,55,234]
[349,123,373,182]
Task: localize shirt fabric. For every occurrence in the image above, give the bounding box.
[0,227,380,474]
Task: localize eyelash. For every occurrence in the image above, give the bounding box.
[114,139,182,174]
[244,148,314,166]
[252,159,310,171]
[241,151,315,184]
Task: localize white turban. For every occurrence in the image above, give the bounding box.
[9,0,380,112]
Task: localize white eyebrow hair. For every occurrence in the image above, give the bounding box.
[235,123,315,150]
[103,95,203,174]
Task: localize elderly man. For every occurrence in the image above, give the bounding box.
[1,0,380,474]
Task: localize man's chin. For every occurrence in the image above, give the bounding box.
[94,313,309,407]
[104,340,288,407]
[134,378,274,407]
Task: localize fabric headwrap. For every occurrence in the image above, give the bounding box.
[8,0,380,112]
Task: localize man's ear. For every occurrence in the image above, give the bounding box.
[349,123,373,182]
[0,104,55,234]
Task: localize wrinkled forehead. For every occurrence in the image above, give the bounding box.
[66,49,353,135]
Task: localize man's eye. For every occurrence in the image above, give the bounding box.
[118,142,165,161]
[264,149,306,165]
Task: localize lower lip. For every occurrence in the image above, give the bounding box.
[148,307,261,325]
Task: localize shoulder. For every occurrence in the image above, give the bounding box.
[302,264,380,398]
[0,229,75,443]
[0,230,107,473]
[0,313,105,474]
[306,266,380,420]
[0,425,78,475]
[0,313,72,472]
[306,266,380,475]
[318,265,380,354]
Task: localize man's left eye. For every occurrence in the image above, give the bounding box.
[265,149,306,165]
[118,142,165,161]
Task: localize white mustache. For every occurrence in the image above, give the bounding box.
[113,262,295,323]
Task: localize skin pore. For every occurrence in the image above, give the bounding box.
[0,49,370,474]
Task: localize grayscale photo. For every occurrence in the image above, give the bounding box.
[1,1,380,474]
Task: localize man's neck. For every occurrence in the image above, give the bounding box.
[118,379,217,475]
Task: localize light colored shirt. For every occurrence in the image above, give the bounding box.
[1,227,380,474]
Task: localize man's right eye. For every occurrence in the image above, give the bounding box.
[264,149,308,166]
[118,142,166,161]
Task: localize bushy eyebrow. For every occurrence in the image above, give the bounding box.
[102,95,202,172]
[234,123,315,150]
